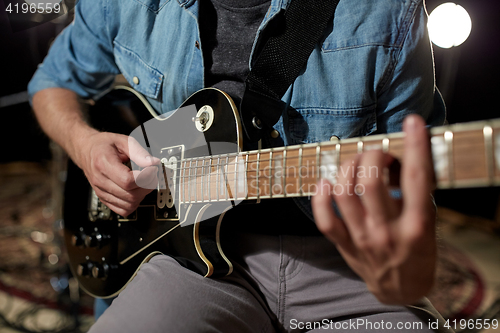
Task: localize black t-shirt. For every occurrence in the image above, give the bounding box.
[198,0,320,235]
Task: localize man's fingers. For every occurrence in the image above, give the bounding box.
[133,166,159,189]
[96,138,158,191]
[92,185,137,216]
[98,154,142,191]
[99,197,133,217]
[113,134,160,167]
[128,136,160,167]
[312,179,352,249]
[356,150,397,224]
[401,115,435,214]
[92,174,145,204]
[333,156,365,233]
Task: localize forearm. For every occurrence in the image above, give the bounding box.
[31,87,98,167]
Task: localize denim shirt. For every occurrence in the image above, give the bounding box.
[28,0,445,219]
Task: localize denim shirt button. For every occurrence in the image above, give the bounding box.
[195,41,200,49]
[133,76,140,85]
[270,129,280,138]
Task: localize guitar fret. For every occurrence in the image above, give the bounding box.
[269,150,273,198]
[256,152,261,200]
[181,160,186,203]
[283,147,287,197]
[225,155,229,201]
[207,157,211,201]
[188,160,193,203]
[245,154,249,200]
[444,131,454,186]
[209,157,213,201]
[484,125,494,184]
[336,143,341,175]
[274,150,284,196]
[223,159,227,201]
[242,154,248,199]
[320,144,339,185]
[316,144,321,183]
[298,147,303,196]
[234,154,238,200]
[431,135,448,185]
[201,158,205,202]
[196,159,200,202]
[197,158,201,202]
[194,158,203,202]
[357,139,364,153]
[382,137,390,153]
[178,160,182,203]
[216,156,220,201]
[208,158,212,201]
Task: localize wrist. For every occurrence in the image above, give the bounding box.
[67,122,100,168]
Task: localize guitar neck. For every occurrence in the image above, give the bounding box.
[178,118,500,204]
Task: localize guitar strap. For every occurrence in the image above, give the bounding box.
[240,0,340,142]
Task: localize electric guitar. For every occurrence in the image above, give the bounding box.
[64,86,500,298]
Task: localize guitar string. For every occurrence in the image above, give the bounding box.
[161,138,496,184]
[155,137,498,202]
[162,121,500,181]
[158,133,495,175]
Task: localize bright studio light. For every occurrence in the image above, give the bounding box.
[428,3,472,48]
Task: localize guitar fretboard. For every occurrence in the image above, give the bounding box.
[174,119,500,204]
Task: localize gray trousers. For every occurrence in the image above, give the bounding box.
[88,233,452,332]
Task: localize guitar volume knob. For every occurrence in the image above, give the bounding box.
[71,231,87,247]
[92,263,110,279]
[76,262,94,277]
[84,232,109,248]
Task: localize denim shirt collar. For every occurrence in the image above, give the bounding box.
[249,0,290,70]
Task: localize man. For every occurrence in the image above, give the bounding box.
[28,0,450,331]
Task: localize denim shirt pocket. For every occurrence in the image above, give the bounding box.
[113,41,164,100]
[286,106,377,145]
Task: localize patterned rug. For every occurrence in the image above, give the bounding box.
[0,162,94,332]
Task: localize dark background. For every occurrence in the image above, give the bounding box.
[0,0,499,219]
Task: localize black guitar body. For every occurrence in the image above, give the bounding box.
[63,87,242,298]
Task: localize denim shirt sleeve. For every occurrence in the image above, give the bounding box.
[375,0,445,132]
[27,0,119,101]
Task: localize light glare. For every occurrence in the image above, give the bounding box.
[428,3,472,48]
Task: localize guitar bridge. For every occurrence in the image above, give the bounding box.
[157,145,184,219]
[157,163,174,209]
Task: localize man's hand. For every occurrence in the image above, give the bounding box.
[312,114,437,305]
[32,88,159,217]
[75,132,160,217]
